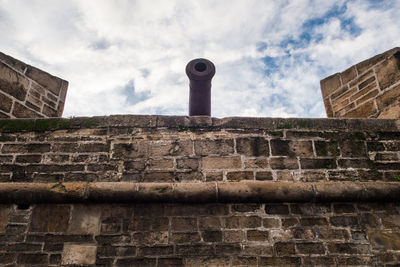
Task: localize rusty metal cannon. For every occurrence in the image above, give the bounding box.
[185,58,216,116]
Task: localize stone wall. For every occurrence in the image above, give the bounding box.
[0,52,68,119]
[321,47,400,119]
[0,115,399,266]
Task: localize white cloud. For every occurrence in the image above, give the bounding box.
[0,0,399,118]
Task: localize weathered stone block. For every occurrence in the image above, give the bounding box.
[236,137,269,157]
[269,157,298,169]
[61,244,97,265]
[194,139,234,156]
[68,205,101,235]
[170,232,200,244]
[25,66,63,96]
[223,230,244,243]
[202,230,222,242]
[176,245,214,255]
[368,231,400,250]
[0,205,9,233]
[265,204,289,215]
[376,53,400,90]
[0,92,12,113]
[138,245,174,256]
[275,242,296,256]
[171,217,197,232]
[327,243,370,254]
[12,102,41,118]
[226,171,254,181]
[247,230,269,241]
[377,83,400,109]
[296,242,325,255]
[17,253,48,265]
[201,156,242,170]
[30,205,70,232]
[341,66,357,84]
[321,73,342,98]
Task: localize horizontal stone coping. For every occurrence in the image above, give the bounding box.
[0,115,399,132]
[0,181,399,204]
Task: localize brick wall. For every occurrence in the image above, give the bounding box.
[0,116,398,183]
[0,115,399,266]
[321,47,400,118]
[0,52,68,118]
[0,202,399,266]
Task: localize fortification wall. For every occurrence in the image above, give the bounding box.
[0,115,399,266]
[0,52,68,119]
[321,47,400,119]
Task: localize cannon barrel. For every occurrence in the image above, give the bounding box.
[186,58,216,116]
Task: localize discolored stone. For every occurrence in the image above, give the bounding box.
[0,92,12,113]
[376,53,400,90]
[0,205,9,233]
[61,244,97,265]
[368,231,400,250]
[236,137,269,157]
[68,205,101,235]
[30,205,70,232]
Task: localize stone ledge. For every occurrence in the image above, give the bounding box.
[0,181,399,204]
[0,115,399,132]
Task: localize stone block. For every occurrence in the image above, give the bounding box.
[223,230,244,243]
[61,244,97,265]
[171,217,197,232]
[232,256,257,266]
[300,158,336,169]
[247,230,269,241]
[0,62,29,101]
[12,102,41,118]
[170,232,201,244]
[236,137,269,157]
[275,242,296,256]
[0,92,12,113]
[368,231,400,250]
[341,66,357,84]
[176,158,199,170]
[0,51,28,73]
[194,138,234,156]
[25,66,63,96]
[377,83,400,109]
[265,204,289,215]
[321,73,342,98]
[226,171,254,181]
[202,230,222,242]
[269,157,299,169]
[176,245,214,256]
[68,205,101,235]
[30,205,70,232]
[327,243,370,254]
[296,242,325,255]
[138,245,174,256]
[148,140,192,157]
[376,53,400,90]
[0,205,9,233]
[17,253,48,265]
[201,156,242,170]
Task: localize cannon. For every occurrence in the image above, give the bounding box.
[185,58,216,116]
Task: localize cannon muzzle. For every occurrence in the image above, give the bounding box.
[186,58,216,116]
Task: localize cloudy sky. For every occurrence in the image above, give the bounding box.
[0,0,399,118]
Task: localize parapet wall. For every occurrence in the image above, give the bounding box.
[321,47,400,118]
[0,115,400,266]
[0,52,68,119]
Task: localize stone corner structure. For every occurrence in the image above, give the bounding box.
[0,49,400,265]
[0,51,68,119]
[321,47,400,119]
